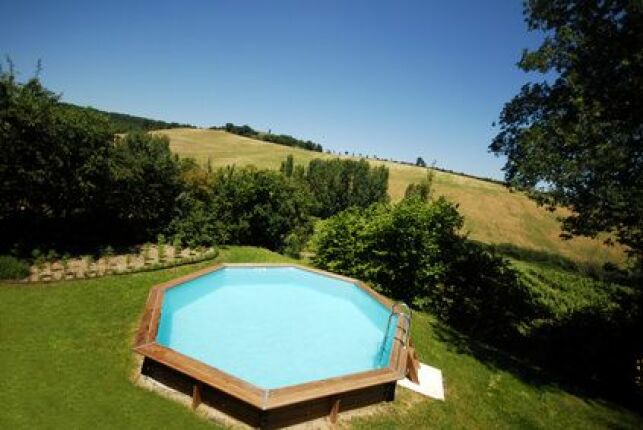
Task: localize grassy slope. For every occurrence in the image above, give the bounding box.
[1,246,640,429]
[158,128,624,266]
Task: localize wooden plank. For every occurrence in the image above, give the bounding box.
[135,343,266,408]
[133,286,164,347]
[133,287,157,347]
[406,347,420,384]
[265,368,400,409]
[329,398,340,424]
[192,383,202,409]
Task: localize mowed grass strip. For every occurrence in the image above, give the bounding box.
[1,246,640,429]
[159,128,625,266]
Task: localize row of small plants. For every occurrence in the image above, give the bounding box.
[1,235,218,282]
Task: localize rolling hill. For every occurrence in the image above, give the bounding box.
[156,128,625,266]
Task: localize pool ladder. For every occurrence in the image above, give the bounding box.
[378,302,412,363]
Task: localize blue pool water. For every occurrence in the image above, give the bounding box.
[156,267,396,389]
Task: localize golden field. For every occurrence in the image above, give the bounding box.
[158,128,625,266]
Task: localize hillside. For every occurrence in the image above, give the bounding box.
[157,128,625,266]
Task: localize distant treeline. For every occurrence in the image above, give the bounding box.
[211,123,323,152]
[62,103,195,133]
[431,166,505,185]
[328,150,505,186]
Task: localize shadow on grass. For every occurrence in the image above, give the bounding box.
[432,303,643,416]
[488,242,633,284]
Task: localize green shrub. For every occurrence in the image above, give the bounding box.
[170,166,313,250]
[158,244,166,262]
[312,196,533,337]
[404,170,434,201]
[0,255,30,280]
[46,249,59,262]
[313,196,465,302]
[302,157,389,218]
[172,236,183,259]
[281,225,312,258]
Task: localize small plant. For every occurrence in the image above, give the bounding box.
[61,254,72,279]
[46,249,59,263]
[157,233,166,246]
[0,255,31,280]
[172,236,182,260]
[31,248,42,261]
[636,357,643,392]
[158,244,166,263]
[84,255,95,277]
[36,255,46,269]
[187,240,198,256]
[142,243,151,263]
[102,246,115,273]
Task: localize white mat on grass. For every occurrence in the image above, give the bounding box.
[397,363,445,400]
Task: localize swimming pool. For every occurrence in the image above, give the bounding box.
[134,264,414,428]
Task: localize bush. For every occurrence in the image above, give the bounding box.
[107,132,183,242]
[302,158,389,218]
[211,167,313,250]
[313,197,464,302]
[170,166,313,251]
[0,71,185,251]
[281,225,313,258]
[0,255,30,280]
[312,196,533,337]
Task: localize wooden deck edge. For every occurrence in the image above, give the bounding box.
[133,262,410,411]
[135,343,267,408]
[264,368,403,409]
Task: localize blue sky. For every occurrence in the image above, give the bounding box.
[1,0,543,179]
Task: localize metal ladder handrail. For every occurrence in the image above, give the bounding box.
[378,301,412,362]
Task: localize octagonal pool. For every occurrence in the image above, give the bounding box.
[134,264,413,428]
[156,266,397,389]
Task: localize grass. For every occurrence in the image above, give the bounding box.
[158,128,625,267]
[352,313,641,430]
[1,246,640,429]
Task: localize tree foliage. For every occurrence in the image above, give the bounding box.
[217,122,323,152]
[312,197,533,336]
[107,132,183,241]
[0,72,112,247]
[62,103,194,133]
[0,70,184,249]
[490,0,643,265]
[404,169,434,201]
[170,165,313,251]
[302,158,389,218]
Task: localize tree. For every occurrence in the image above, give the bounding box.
[280,154,294,177]
[405,170,434,201]
[0,70,113,248]
[171,165,313,250]
[490,1,643,265]
[416,157,427,167]
[107,132,183,242]
[303,158,389,218]
[311,197,532,336]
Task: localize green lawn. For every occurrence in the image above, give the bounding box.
[1,246,640,429]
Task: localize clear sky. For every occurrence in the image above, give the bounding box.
[1,0,543,179]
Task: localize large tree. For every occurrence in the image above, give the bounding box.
[490,0,643,264]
